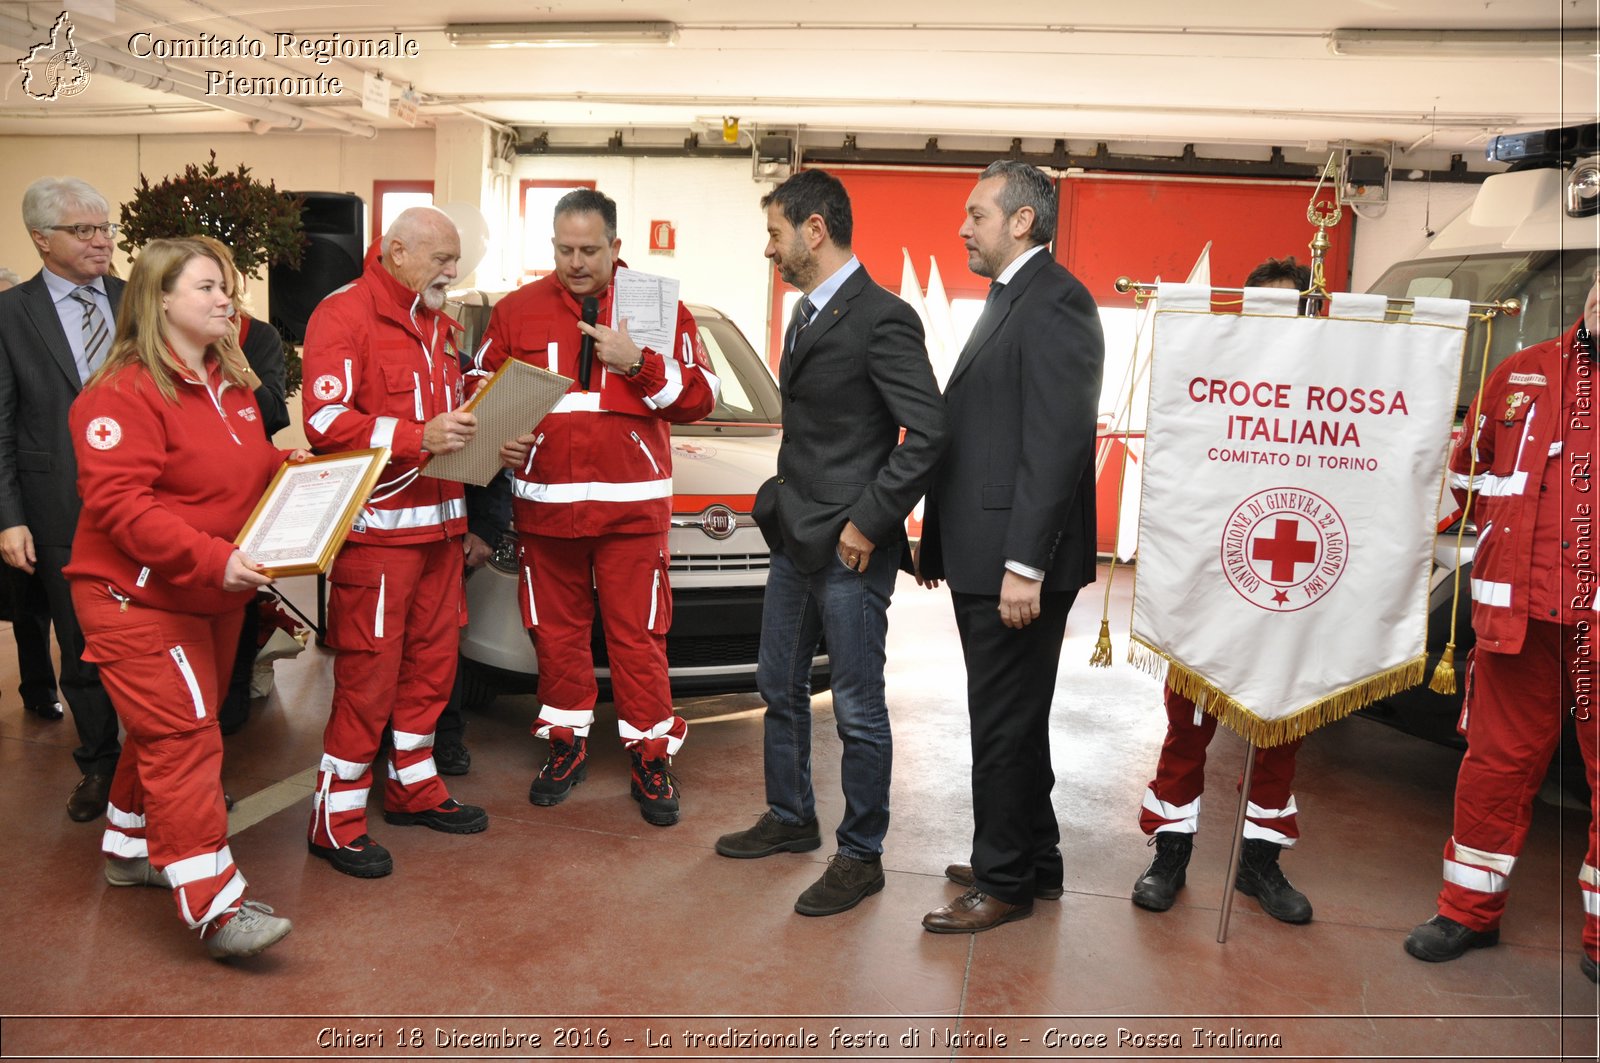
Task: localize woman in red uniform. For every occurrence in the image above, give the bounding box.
[67,238,303,960]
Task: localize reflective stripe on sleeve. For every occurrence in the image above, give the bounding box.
[644,357,684,409]
[371,415,399,448]
[1471,579,1513,607]
[308,404,348,434]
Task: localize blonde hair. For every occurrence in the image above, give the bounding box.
[89,238,251,403]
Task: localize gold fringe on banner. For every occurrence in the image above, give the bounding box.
[1128,636,1426,748]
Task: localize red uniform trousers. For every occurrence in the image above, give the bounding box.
[518,530,686,758]
[1438,621,1600,960]
[310,538,460,849]
[1139,683,1304,845]
[74,583,246,931]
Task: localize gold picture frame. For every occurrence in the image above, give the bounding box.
[234,447,390,577]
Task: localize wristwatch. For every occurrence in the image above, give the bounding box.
[625,354,645,378]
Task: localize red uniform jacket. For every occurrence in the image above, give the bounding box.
[1450,318,1588,655]
[301,250,467,545]
[474,269,718,538]
[66,359,286,616]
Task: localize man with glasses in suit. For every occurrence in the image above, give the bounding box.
[0,177,124,821]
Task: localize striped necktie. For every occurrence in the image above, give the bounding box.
[70,286,110,381]
[783,295,817,357]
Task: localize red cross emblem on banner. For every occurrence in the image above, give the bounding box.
[1220,487,1350,613]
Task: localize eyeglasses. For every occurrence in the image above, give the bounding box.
[45,223,119,241]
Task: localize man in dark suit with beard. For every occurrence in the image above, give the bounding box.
[716,169,947,917]
[0,177,124,820]
[917,160,1105,933]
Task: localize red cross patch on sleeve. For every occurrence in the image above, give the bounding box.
[86,416,121,450]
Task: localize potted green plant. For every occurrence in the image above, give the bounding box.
[117,151,307,394]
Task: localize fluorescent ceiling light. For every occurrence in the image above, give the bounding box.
[1329,28,1598,58]
[445,21,677,48]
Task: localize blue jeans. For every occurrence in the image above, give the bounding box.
[757,541,901,860]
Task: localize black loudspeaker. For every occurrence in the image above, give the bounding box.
[270,191,365,343]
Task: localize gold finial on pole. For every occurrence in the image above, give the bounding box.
[1305,152,1343,301]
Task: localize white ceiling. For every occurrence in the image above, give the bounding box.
[2,0,1596,164]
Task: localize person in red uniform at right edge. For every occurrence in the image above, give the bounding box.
[1405,270,1600,986]
[476,188,717,826]
[301,207,489,879]
[1130,257,1315,925]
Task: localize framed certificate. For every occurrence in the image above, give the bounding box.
[235,448,390,577]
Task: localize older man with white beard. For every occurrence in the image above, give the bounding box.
[299,207,489,879]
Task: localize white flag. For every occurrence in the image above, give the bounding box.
[1130,284,1468,745]
[898,248,931,337]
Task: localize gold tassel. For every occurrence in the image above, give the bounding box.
[1089,619,1113,667]
[1428,641,1457,695]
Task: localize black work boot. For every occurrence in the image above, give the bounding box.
[1131,831,1193,912]
[1403,914,1500,962]
[1235,838,1313,923]
[629,750,681,826]
[529,735,588,806]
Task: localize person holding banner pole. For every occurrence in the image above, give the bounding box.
[915,160,1104,933]
[1405,273,1600,985]
[1130,257,1316,925]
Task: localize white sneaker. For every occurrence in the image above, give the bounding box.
[104,857,168,888]
[205,900,292,959]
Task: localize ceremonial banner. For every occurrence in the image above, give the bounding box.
[1130,284,1471,745]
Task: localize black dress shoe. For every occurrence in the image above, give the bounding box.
[25,699,63,721]
[434,740,471,776]
[923,887,1033,933]
[1404,914,1499,962]
[944,863,1064,900]
[67,772,113,822]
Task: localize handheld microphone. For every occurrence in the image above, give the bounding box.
[577,296,599,390]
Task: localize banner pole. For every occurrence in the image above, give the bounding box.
[1216,744,1258,943]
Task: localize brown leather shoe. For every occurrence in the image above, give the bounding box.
[68,773,113,822]
[944,863,1064,900]
[923,886,1033,934]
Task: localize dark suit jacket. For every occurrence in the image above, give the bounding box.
[920,248,1104,595]
[753,265,947,574]
[0,270,125,548]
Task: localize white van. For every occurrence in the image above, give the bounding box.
[1362,121,1599,748]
